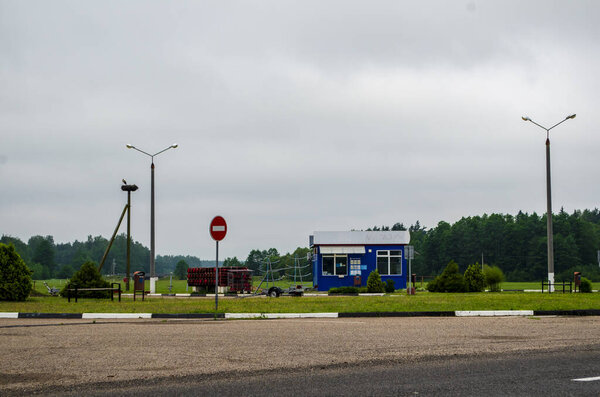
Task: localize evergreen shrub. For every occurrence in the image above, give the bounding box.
[366,270,385,293]
[0,243,33,301]
[385,279,395,293]
[464,264,485,292]
[580,277,592,293]
[426,261,466,292]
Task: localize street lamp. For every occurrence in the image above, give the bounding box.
[522,114,575,292]
[126,143,178,282]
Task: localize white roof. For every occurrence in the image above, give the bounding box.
[312,231,410,246]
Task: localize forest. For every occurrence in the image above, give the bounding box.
[2,208,599,281]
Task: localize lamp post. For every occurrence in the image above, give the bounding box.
[126,143,178,282]
[522,114,575,292]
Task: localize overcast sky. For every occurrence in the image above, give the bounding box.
[1,1,598,260]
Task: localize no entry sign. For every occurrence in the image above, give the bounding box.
[210,216,227,241]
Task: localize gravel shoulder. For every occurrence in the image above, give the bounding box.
[1,316,599,394]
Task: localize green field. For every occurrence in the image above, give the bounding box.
[35,279,596,296]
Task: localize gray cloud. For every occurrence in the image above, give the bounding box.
[1,0,598,259]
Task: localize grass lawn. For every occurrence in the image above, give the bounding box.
[4,291,600,314]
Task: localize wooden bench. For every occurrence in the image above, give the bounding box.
[67,283,122,302]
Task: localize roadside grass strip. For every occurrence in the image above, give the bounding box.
[455,310,534,317]
[82,313,152,319]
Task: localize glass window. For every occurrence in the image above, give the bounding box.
[336,256,347,276]
[322,256,334,275]
[390,256,402,275]
[322,254,347,276]
[377,256,388,275]
[377,250,403,275]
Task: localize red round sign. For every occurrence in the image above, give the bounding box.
[209,216,227,241]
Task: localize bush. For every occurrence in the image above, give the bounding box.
[358,286,368,293]
[329,286,359,294]
[427,261,466,292]
[0,243,33,301]
[580,277,593,293]
[483,265,504,292]
[366,270,385,293]
[60,261,111,298]
[464,264,485,292]
[385,279,395,293]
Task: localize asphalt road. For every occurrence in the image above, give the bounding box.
[52,348,600,396]
[1,316,600,396]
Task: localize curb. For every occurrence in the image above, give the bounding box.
[1,310,600,320]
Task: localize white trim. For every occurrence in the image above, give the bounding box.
[82,313,152,319]
[320,246,365,254]
[0,312,18,318]
[455,310,534,317]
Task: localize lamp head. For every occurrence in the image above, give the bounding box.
[171,143,179,149]
[567,114,576,120]
[126,144,134,149]
[522,116,531,121]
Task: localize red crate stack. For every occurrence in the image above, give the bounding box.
[187,267,252,292]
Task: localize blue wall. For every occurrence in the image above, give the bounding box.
[312,245,406,291]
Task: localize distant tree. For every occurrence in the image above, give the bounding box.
[223,257,242,267]
[28,263,50,280]
[0,243,33,301]
[56,264,75,279]
[30,236,56,276]
[173,260,189,279]
[391,222,407,231]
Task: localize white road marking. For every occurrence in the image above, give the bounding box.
[572,376,600,382]
[82,313,152,319]
[455,310,534,317]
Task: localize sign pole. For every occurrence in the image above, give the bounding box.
[215,240,219,311]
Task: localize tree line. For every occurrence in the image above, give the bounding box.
[0,234,213,279]
[3,208,599,282]
[400,208,600,282]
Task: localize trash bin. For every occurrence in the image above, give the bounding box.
[133,271,145,291]
[574,272,581,292]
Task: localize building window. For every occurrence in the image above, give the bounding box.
[376,250,402,275]
[322,255,347,276]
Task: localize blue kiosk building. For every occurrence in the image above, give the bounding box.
[310,231,411,291]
